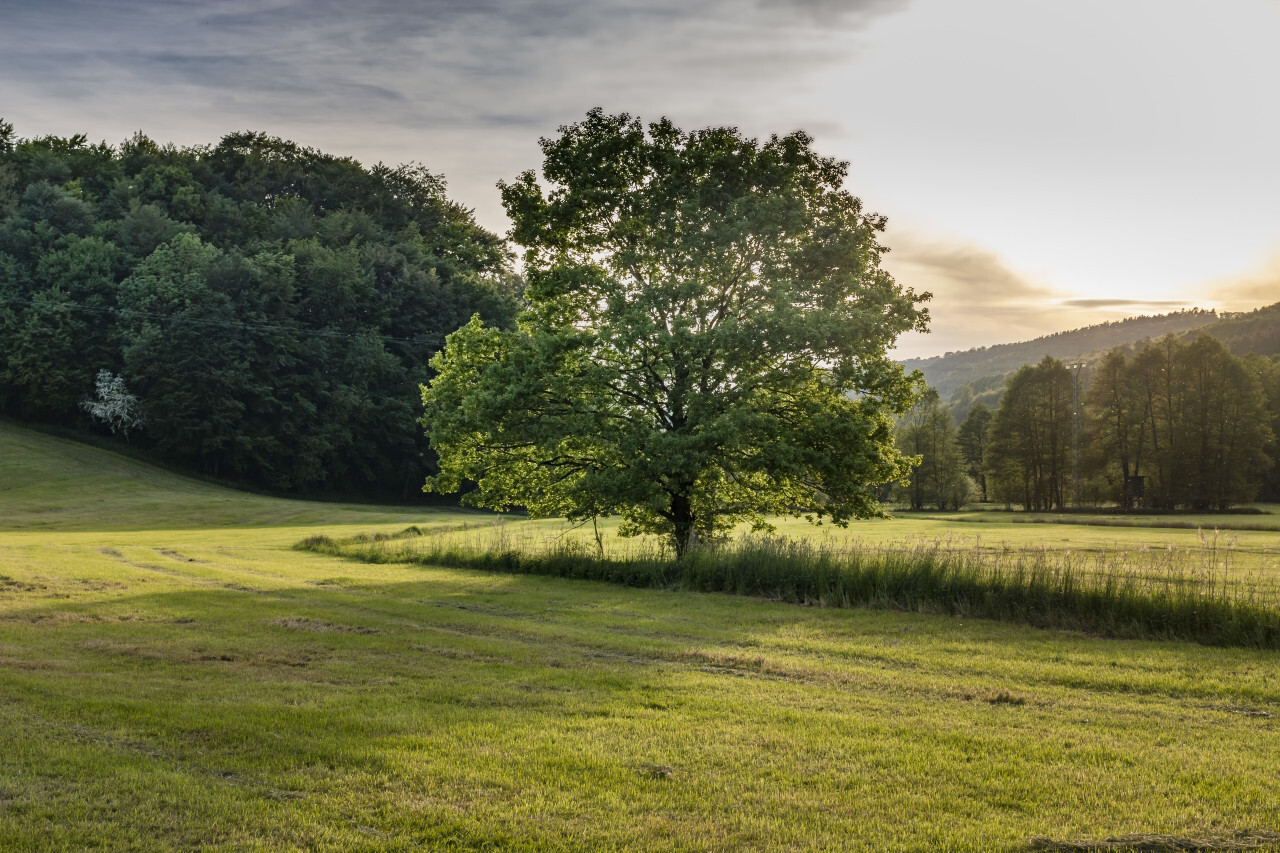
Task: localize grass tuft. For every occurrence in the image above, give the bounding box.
[635,763,676,780]
[267,617,381,634]
[293,533,338,551]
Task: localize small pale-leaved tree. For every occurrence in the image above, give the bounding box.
[82,370,145,437]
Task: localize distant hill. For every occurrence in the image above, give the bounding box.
[1198,301,1280,358]
[901,308,1226,401]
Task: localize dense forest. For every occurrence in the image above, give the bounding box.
[0,121,520,498]
[895,335,1280,510]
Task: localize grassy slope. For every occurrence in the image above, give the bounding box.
[0,424,462,532]
[2,423,1279,852]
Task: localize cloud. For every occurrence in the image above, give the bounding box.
[1060,298,1190,310]
[0,0,912,229]
[0,0,908,125]
[757,0,911,25]
[882,233,1062,357]
[890,240,1048,302]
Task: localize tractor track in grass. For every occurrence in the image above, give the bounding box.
[39,544,1280,723]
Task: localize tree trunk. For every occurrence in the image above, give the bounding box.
[670,491,696,559]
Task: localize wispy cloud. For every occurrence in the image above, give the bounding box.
[884,233,1060,356]
[1060,298,1191,310]
[889,239,1052,305]
[9,0,1271,364]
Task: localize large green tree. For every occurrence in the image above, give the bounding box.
[986,356,1073,511]
[894,388,971,511]
[1167,335,1271,509]
[1114,334,1272,509]
[1084,347,1146,507]
[957,401,992,503]
[422,109,929,555]
[1246,354,1280,502]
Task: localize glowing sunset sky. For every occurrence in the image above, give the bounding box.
[3,0,1277,358]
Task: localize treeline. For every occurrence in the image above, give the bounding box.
[940,302,1280,425]
[895,334,1280,511]
[0,121,519,497]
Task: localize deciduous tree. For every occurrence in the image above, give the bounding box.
[82,370,144,436]
[423,110,929,555]
[894,388,971,510]
[957,402,991,503]
[987,356,1073,511]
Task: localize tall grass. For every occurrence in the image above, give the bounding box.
[296,526,1280,649]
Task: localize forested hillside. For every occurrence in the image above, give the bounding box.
[1199,301,1280,358]
[0,121,519,498]
[901,309,1224,400]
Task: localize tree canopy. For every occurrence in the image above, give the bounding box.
[422,109,930,555]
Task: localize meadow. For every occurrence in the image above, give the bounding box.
[2,422,1279,851]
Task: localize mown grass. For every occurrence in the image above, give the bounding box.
[4,422,1280,851]
[300,524,1280,649]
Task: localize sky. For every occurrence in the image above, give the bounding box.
[2,0,1278,359]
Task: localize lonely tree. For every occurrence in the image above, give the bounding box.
[422,109,929,555]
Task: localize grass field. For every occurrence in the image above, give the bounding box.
[2,422,1279,851]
